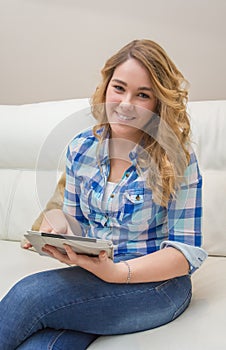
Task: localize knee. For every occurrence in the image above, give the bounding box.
[6,272,46,308]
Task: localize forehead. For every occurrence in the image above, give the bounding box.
[112,58,152,86]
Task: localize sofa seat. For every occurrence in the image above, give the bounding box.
[0,240,225,349]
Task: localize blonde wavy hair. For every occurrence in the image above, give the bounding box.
[91,39,190,207]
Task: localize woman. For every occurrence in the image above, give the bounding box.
[0,39,207,349]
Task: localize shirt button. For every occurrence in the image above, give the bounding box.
[125,173,130,178]
[136,195,141,201]
[110,194,115,198]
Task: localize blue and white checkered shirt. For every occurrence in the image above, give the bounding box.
[63,127,207,273]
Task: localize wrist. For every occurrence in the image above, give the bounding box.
[121,261,132,283]
[113,261,132,284]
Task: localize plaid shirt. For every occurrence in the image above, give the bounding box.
[63,127,207,273]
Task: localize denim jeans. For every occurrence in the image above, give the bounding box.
[0,255,192,350]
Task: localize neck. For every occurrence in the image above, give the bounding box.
[109,137,136,162]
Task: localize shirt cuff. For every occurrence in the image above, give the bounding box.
[160,240,208,274]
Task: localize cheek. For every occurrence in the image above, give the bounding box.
[105,88,120,104]
[149,98,158,114]
[105,89,120,119]
[105,102,116,122]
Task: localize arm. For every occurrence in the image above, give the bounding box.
[161,150,207,274]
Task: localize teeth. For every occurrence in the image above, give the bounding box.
[118,114,134,121]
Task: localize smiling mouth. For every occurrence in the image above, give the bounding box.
[115,113,135,122]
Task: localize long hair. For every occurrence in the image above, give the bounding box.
[91,39,190,207]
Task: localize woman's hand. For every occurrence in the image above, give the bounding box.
[39,209,74,234]
[42,244,127,283]
[23,209,75,250]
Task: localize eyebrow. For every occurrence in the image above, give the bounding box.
[111,79,153,92]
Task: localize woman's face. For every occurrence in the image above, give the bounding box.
[105,58,157,142]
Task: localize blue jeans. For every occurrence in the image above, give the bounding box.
[0,255,191,350]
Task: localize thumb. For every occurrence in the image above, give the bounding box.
[99,250,107,261]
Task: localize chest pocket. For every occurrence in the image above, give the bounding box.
[118,189,149,225]
[125,192,144,203]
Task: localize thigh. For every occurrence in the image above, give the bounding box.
[0,267,191,348]
[17,328,98,350]
[18,268,191,332]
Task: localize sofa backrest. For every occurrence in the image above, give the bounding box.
[0,98,93,241]
[187,100,226,256]
[0,99,225,257]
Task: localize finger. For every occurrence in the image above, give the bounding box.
[23,242,32,249]
[42,247,56,259]
[63,244,79,261]
[99,250,107,261]
[42,245,59,256]
[43,245,70,263]
[63,244,99,267]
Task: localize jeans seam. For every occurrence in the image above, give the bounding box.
[172,288,192,320]
[48,330,66,350]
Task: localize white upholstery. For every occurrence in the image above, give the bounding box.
[188,101,226,256]
[0,99,226,349]
[0,99,92,241]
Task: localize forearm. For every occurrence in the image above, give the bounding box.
[116,247,189,283]
[42,243,189,285]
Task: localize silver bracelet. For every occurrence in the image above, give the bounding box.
[122,260,131,283]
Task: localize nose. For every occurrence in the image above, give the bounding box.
[119,94,134,112]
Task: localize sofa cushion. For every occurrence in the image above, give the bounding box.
[202,170,226,256]
[0,99,94,241]
[0,169,63,241]
[188,100,226,171]
[188,100,226,257]
[0,98,91,169]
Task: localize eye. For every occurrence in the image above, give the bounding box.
[138,92,150,99]
[113,85,125,92]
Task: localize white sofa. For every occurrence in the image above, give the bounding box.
[0,99,226,349]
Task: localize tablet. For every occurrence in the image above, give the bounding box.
[25,230,114,260]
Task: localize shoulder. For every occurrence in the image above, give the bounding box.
[67,127,98,155]
[66,127,104,170]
